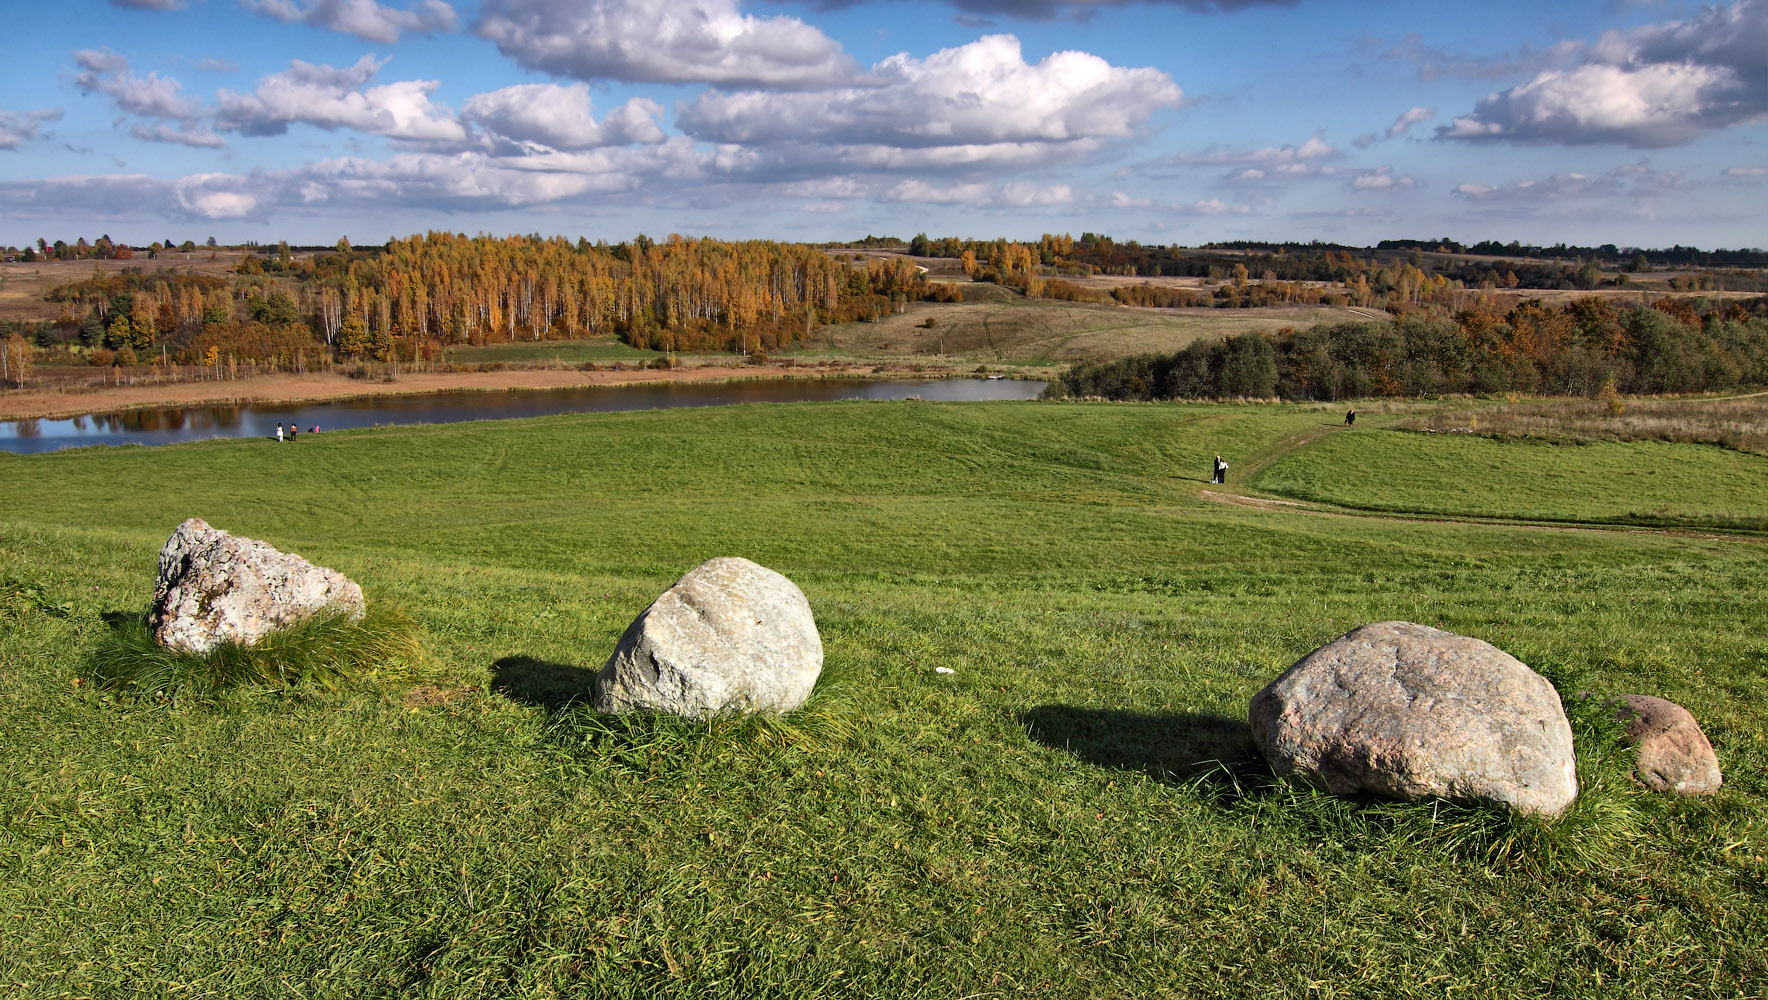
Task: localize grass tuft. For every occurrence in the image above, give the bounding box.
[1182,667,1650,877]
[542,662,865,773]
[84,605,422,699]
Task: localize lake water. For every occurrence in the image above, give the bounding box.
[0,377,1048,454]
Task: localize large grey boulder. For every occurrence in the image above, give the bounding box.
[1611,694,1723,796]
[150,518,364,653]
[1249,621,1578,815]
[594,557,822,720]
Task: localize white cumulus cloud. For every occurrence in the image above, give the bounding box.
[0,108,64,150]
[131,122,227,148]
[880,178,1074,207]
[461,84,664,150]
[1351,165,1416,190]
[244,0,457,43]
[1357,106,1435,147]
[73,50,225,148]
[1440,0,1768,147]
[75,49,203,120]
[884,180,994,204]
[174,173,268,220]
[679,34,1181,160]
[1110,191,1249,214]
[216,55,467,143]
[825,0,1300,18]
[475,0,856,88]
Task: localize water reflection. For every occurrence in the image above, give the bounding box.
[0,377,1047,454]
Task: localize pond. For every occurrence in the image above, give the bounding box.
[0,377,1049,454]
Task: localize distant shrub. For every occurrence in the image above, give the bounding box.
[1039,279,1109,303]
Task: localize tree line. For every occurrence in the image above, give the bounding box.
[1048,297,1768,402]
[24,233,956,367]
[894,232,1768,296]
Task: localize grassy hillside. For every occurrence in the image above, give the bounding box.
[1251,419,1768,531]
[1,401,1762,998]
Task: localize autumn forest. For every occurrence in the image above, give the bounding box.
[4,230,1766,402]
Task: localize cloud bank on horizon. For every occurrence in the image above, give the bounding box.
[5,0,1765,247]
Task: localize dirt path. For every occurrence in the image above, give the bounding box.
[0,363,888,421]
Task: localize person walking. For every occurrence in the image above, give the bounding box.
[1346,408,1356,426]
[1212,454,1228,484]
[275,423,284,443]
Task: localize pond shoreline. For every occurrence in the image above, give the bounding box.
[0,362,1040,422]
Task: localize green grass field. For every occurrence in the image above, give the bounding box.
[1251,419,1768,531]
[1,401,1763,998]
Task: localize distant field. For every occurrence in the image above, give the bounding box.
[1401,395,1768,457]
[805,288,1359,365]
[0,399,1762,996]
[0,253,266,323]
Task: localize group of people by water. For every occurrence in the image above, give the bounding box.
[273,423,317,442]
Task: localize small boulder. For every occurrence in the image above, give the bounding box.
[1611,694,1722,796]
[150,518,364,653]
[1249,621,1578,815]
[594,557,822,720]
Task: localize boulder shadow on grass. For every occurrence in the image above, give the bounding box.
[1020,705,1264,786]
[100,610,146,630]
[490,655,598,713]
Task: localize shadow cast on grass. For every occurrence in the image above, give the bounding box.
[1020,705,1264,787]
[101,610,145,630]
[492,656,864,774]
[490,655,598,714]
[1024,699,1652,876]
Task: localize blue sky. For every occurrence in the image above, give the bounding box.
[1,0,1763,249]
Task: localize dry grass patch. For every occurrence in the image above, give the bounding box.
[812,295,1354,364]
[0,253,264,323]
[402,683,481,708]
[1401,394,1768,455]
